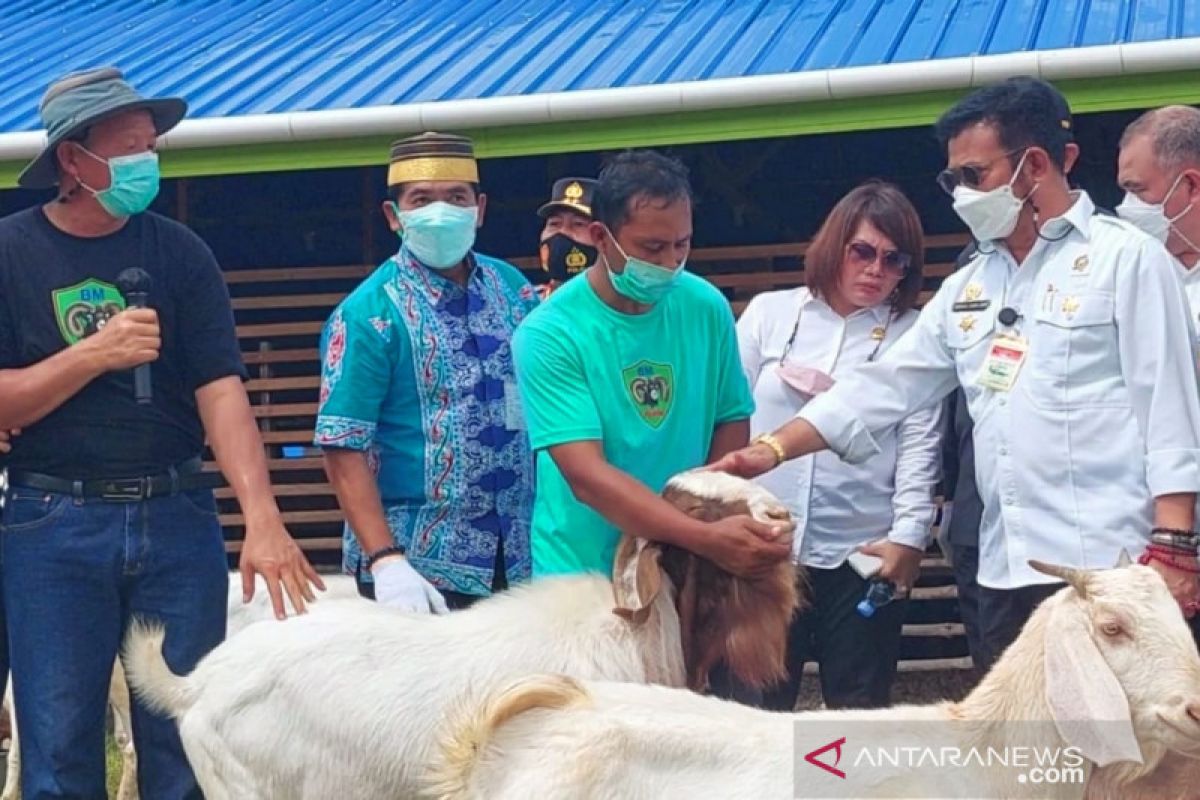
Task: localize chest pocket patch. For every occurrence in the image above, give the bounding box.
[1030,291,1119,405]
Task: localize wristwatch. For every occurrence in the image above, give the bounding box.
[751,433,787,467]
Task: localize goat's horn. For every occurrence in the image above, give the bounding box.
[1028,560,1090,596]
[1114,549,1134,568]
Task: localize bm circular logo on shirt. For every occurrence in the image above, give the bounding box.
[622,360,674,429]
[52,278,126,345]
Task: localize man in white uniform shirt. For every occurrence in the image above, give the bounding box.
[713,77,1200,668]
[1117,106,1200,326]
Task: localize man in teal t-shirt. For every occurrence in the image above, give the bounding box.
[513,150,792,580]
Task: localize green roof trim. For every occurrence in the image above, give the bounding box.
[2,69,1199,188]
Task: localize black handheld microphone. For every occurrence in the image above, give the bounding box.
[115,267,154,405]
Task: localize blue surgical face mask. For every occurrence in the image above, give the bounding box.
[602,227,686,305]
[76,147,161,217]
[394,201,478,270]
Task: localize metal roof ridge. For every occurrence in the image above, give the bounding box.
[0,37,1197,162]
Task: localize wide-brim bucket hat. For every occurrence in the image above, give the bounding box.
[17,66,187,189]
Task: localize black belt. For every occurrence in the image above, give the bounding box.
[7,458,220,502]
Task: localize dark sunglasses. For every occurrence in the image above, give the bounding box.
[936,148,1027,195]
[847,240,912,276]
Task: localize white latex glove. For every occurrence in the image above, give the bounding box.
[372,558,450,614]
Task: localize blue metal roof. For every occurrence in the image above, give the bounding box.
[1,0,1197,133]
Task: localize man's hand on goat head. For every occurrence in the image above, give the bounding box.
[702,515,793,579]
[860,539,924,595]
[1145,558,1200,618]
[240,517,325,619]
[704,444,778,479]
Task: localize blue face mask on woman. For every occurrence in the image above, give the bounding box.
[393,201,478,270]
[76,147,161,217]
[602,227,686,305]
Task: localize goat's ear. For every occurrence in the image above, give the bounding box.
[1029,559,1091,598]
[612,537,664,624]
[1044,598,1143,767]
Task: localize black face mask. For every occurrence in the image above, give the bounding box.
[540,233,598,283]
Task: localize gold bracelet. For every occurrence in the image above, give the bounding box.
[751,433,786,467]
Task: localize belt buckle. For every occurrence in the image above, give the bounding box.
[100,478,147,502]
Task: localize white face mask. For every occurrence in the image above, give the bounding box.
[951,150,1037,242]
[1116,173,1194,243]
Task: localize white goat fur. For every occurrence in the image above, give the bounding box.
[1,573,361,799]
[122,471,798,800]
[429,563,1200,800]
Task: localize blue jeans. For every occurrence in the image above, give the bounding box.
[1,486,228,800]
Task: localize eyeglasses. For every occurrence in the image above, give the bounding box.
[846,240,912,277]
[936,148,1027,195]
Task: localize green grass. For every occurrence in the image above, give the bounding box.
[105,735,123,798]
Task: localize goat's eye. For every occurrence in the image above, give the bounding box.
[1100,621,1124,637]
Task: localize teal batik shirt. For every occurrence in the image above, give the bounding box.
[315,247,539,595]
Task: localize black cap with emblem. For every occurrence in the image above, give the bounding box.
[537,178,596,220]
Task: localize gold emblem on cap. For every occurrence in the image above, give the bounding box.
[1072,255,1089,272]
[564,182,584,201]
[964,283,983,302]
[959,315,976,332]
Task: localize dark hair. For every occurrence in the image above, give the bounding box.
[934,76,1074,171]
[805,181,925,315]
[388,181,480,204]
[592,150,692,233]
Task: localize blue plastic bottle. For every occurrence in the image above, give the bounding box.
[855,579,896,618]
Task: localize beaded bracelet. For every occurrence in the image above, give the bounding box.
[1139,546,1200,574]
[1149,535,1200,555]
[365,544,407,572]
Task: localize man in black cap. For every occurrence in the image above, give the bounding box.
[536,177,598,299]
[0,67,322,799]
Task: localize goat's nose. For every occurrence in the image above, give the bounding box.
[1185,701,1200,724]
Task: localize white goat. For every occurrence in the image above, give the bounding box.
[0,572,361,800]
[122,470,802,800]
[429,560,1200,800]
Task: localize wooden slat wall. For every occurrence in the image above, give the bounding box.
[218,233,975,669]
[222,233,970,541]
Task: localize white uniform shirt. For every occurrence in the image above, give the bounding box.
[737,288,942,569]
[1175,258,1200,333]
[801,192,1200,589]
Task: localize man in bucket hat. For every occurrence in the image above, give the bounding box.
[0,67,323,798]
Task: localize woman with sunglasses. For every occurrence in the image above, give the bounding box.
[736,181,942,711]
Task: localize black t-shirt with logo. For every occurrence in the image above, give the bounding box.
[0,207,246,479]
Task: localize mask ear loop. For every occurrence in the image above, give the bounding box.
[779,303,804,365]
[57,140,98,203]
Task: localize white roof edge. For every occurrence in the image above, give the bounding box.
[1,38,1198,162]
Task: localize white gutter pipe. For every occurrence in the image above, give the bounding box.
[0,37,1197,161]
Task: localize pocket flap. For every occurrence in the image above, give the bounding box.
[1035,292,1115,329]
